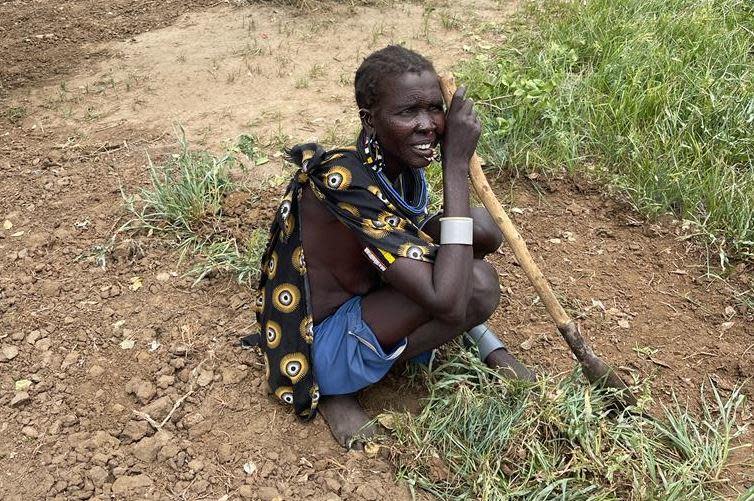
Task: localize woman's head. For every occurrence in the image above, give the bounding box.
[355,46,445,175]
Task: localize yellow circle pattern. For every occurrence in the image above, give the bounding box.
[272,283,301,313]
[323,165,352,190]
[280,352,309,384]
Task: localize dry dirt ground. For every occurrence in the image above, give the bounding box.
[1,0,752,499]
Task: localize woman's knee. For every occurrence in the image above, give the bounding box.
[465,260,500,326]
[472,207,504,256]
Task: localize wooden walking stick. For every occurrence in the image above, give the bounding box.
[439,73,637,406]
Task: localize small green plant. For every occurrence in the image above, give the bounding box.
[122,128,268,286]
[308,63,326,80]
[439,11,461,30]
[387,346,750,500]
[4,106,26,125]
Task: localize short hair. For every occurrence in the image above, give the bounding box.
[354,45,436,110]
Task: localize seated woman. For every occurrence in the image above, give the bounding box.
[253,45,533,447]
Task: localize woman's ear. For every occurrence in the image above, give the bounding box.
[359,108,375,136]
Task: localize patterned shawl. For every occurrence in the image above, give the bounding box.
[250,134,438,418]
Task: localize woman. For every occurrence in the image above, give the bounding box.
[252,45,533,447]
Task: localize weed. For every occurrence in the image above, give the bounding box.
[438,10,461,30]
[122,128,267,286]
[387,345,750,500]
[308,63,326,80]
[294,76,310,89]
[4,106,26,125]
[461,0,754,261]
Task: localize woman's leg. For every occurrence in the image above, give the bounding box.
[320,260,503,448]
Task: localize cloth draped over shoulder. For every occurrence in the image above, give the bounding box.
[250,136,439,418]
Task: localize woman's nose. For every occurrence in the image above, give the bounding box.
[415,112,436,132]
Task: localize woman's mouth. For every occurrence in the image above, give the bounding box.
[411,142,436,160]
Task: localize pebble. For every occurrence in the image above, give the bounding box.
[121,420,151,443]
[21,425,39,438]
[196,369,213,387]
[221,366,247,384]
[62,414,79,427]
[88,465,109,488]
[139,395,173,422]
[155,272,171,282]
[258,486,281,501]
[10,392,30,407]
[187,459,204,472]
[134,381,157,404]
[1,344,19,361]
[218,443,233,463]
[26,330,44,345]
[170,343,189,356]
[39,280,62,297]
[61,351,79,371]
[157,442,180,462]
[88,365,105,377]
[156,375,175,389]
[111,474,153,495]
[35,338,52,351]
[238,485,255,498]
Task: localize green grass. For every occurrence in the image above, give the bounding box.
[122,131,268,286]
[387,346,750,500]
[461,0,754,262]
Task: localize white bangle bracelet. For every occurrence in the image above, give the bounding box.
[439,217,474,245]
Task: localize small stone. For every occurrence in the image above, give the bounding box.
[15,379,32,391]
[35,338,52,351]
[324,477,342,493]
[187,459,204,472]
[135,381,157,403]
[88,365,105,377]
[157,443,180,462]
[170,344,189,356]
[258,486,281,501]
[21,425,39,438]
[221,366,246,384]
[155,272,171,282]
[120,420,151,443]
[26,330,43,345]
[62,414,79,427]
[61,351,79,371]
[88,465,109,488]
[139,395,173,422]
[188,420,212,439]
[132,437,162,462]
[39,280,62,297]
[1,344,19,361]
[111,474,153,495]
[196,369,213,387]
[218,443,233,463]
[11,392,30,407]
[355,484,379,501]
[156,375,174,389]
[238,485,255,499]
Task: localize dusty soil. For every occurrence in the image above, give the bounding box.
[1,0,752,500]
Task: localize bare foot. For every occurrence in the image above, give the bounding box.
[485,347,536,382]
[318,394,377,449]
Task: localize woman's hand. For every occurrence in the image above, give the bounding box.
[441,86,481,172]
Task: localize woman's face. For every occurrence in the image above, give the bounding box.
[365,70,445,175]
